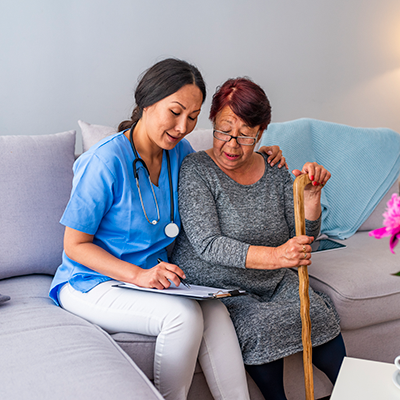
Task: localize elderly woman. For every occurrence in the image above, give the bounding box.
[171,78,346,400]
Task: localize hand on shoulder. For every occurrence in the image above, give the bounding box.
[258,145,288,169]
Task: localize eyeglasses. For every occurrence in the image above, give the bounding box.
[213,129,259,146]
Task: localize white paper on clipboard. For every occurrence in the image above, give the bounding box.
[113,282,247,300]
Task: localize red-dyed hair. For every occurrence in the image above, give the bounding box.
[209,77,271,132]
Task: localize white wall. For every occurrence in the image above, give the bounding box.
[1,0,400,153]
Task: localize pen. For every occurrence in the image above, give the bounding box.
[157,258,191,288]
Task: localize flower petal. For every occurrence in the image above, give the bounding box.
[389,234,399,254]
[369,226,389,239]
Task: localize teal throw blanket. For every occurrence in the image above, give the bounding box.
[259,118,400,239]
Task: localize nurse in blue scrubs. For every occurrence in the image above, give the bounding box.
[49,58,285,400]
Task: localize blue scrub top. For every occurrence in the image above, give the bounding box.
[49,131,194,305]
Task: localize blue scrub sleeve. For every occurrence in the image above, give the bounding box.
[60,153,115,234]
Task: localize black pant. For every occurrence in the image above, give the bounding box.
[245,333,346,400]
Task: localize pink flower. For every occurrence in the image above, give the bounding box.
[369,193,400,254]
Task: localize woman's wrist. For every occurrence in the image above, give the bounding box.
[246,245,279,270]
[304,192,321,221]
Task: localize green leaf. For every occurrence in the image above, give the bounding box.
[391,271,400,277]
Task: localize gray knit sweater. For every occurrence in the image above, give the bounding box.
[171,151,340,364]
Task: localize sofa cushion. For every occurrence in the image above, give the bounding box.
[0,294,10,303]
[78,120,117,152]
[111,332,157,379]
[0,131,76,279]
[185,128,213,151]
[309,231,400,330]
[0,275,163,400]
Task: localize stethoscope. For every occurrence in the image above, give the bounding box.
[129,124,179,238]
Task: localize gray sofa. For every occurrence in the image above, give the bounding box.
[0,123,399,400]
[0,132,164,400]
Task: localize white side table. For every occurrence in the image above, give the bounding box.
[330,357,399,399]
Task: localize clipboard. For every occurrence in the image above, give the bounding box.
[113,282,247,300]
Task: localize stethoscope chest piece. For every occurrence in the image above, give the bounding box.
[165,222,179,238]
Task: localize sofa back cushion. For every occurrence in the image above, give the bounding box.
[0,131,76,279]
[185,128,213,151]
[79,120,117,153]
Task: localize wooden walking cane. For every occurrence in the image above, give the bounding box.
[293,174,314,400]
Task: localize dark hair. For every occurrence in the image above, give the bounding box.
[118,58,206,132]
[209,77,271,132]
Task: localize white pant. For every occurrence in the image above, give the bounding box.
[59,281,250,400]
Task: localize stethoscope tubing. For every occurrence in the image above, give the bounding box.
[129,124,178,237]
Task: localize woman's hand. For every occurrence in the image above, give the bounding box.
[272,235,314,268]
[292,162,330,221]
[246,235,314,270]
[258,145,288,169]
[292,162,331,194]
[134,260,186,290]
[64,227,185,289]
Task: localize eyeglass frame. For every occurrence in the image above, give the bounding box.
[212,129,260,146]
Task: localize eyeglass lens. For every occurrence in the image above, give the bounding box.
[213,130,257,145]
